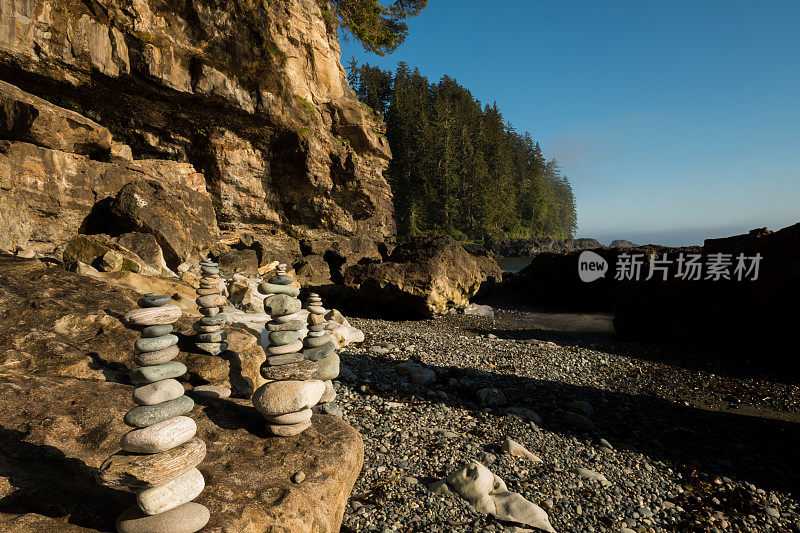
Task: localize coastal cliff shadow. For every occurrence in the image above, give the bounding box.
[341,352,800,494]
[459,308,800,385]
[0,426,131,531]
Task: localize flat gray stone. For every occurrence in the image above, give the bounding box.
[266,319,304,331]
[133,379,185,406]
[263,293,301,317]
[141,324,173,338]
[198,314,227,326]
[129,361,187,384]
[116,502,209,533]
[303,333,331,348]
[134,345,180,366]
[190,385,231,399]
[265,353,305,366]
[195,341,227,355]
[303,341,336,362]
[134,334,179,354]
[195,330,226,343]
[268,330,301,346]
[267,275,294,285]
[124,395,194,428]
[258,282,300,297]
[137,294,171,308]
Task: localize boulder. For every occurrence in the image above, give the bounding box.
[218,248,259,276]
[64,234,153,274]
[343,236,503,317]
[431,461,556,532]
[0,79,112,156]
[116,232,171,275]
[109,180,219,269]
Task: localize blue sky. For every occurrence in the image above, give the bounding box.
[340,0,800,246]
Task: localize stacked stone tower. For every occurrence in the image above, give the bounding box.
[99,294,209,533]
[252,264,325,436]
[194,259,228,356]
[304,293,342,417]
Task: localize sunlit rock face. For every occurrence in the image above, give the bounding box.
[0,0,394,256]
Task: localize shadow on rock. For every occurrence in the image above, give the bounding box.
[0,426,131,531]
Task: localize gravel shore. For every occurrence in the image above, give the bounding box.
[335,308,800,532]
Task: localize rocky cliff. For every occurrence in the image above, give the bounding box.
[0,0,394,264]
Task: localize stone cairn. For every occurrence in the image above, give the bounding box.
[98,294,209,533]
[252,264,329,436]
[305,293,342,417]
[194,259,228,356]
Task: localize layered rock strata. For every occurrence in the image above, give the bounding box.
[193,259,228,356]
[99,294,209,532]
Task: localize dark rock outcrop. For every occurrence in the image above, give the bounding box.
[487,235,601,257]
[609,239,637,248]
[343,235,502,317]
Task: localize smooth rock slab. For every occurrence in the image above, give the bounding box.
[312,352,340,381]
[138,294,171,308]
[261,359,318,380]
[124,305,182,326]
[98,438,206,489]
[195,341,228,355]
[303,342,336,362]
[133,379,185,406]
[268,329,301,346]
[268,420,312,436]
[130,361,187,384]
[196,287,220,296]
[137,467,205,516]
[195,330,227,343]
[303,333,331,348]
[199,314,227,326]
[117,502,209,533]
[196,294,226,308]
[124,395,194,428]
[267,339,303,355]
[266,319,304,331]
[275,312,304,323]
[192,323,222,334]
[134,344,180,366]
[263,408,313,425]
[267,275,294,285]
[191,385,231,399]
[258,282,300,296]
[263,294,301,317]
[252,380,325,416]
[265,353,305,366]
[121,416,197,453]
[200,306,220,316]
[141,324,173,338]
[134,334,179,353]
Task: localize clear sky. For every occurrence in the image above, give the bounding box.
[340,0,800,246]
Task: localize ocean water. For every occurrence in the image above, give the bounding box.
[495,256,531,273]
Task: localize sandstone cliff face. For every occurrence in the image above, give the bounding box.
[0,0,394,255]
